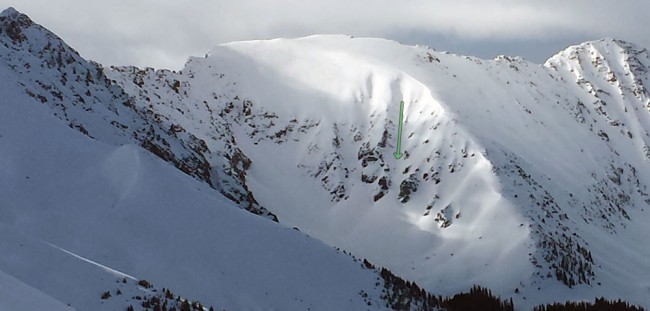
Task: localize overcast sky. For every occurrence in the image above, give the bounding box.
[2,1,648,69]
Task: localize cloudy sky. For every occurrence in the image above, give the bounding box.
[2,0,648,69]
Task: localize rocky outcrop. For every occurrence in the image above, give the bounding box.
[0,8,276,221]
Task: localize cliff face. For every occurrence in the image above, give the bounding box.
[0,7,276,221]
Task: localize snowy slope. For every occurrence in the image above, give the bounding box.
[3,6,650,309]
[0,270,72,311]
[0,9,428,311]
[0,7,276,220]
[0,54,402,310]
[107,35,650,308]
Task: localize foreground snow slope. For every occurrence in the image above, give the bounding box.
[108,35,650,308]
[0,58,395,310]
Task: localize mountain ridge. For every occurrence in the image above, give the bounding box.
[125,34,649,307]
[2,6,650,309]
[0,6,277,221]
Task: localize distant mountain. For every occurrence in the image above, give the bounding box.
[2,7,649,310]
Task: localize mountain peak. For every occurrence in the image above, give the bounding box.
[549,37,646,60]
[0,7,31,24]
[581,37,645,53]
[0,7,85,67]
[0,7,36,44]
[545,37,650,79]
[0,7,19,18]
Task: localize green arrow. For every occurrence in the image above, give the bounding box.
[393,101,405,159]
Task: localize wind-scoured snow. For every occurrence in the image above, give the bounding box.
[2,6,650,310]
[108,35,650,308]
[0,47,390,310]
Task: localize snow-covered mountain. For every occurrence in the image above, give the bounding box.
[0,7,441,311]
[0,7,276,221]
[2,7,649,310]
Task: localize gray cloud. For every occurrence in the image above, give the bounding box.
[2,0,648,69]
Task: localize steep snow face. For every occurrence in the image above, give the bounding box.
[0,8,276,220]
[108,35,650,307]
[202,36,534,294]
[108,35,531,298]
[0,54,394,310]
[4,6,649,307]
